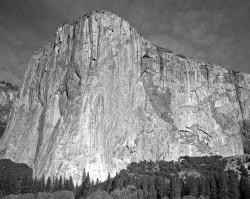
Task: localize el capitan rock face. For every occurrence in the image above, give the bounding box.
[0,10,250,183]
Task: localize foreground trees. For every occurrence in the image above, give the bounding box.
[0,156,249,199]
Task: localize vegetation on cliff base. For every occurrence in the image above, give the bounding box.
[0,156,249,199]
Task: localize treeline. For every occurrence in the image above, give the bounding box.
[0,81,19,91]
[102,165,250,199]
[0,156,250,199]
[98,155,250,199]
[0,160,98,198]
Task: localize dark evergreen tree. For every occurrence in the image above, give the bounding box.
[89,179,96,195]
[228,170,240,199]
[39,174,46,192]
[204,177,211,199]
[79,168,87,196]
[209,175,218,199]
[52,176,59,192]
[165,180,171,198]
[148,177,157,199]
[69,175,75,192]
[46,176,52,192]
[20,174,28,193]
[3,174,11,196]
[117,176,125,190]
[95,178,101,190]
[79,169,91,199]
[32,177,39,194]
[170,175,181,199]
[142,176,148,199]
[135,176,142,190]
[198,177,206,198]
[180,178,187,197]
[3,172,14,196]
[217,173,230,199]
[187,176,198,198]
[111,176,118,192]
[20,174,32,193]
[58,175,63,190]
[63,178,70,191]
[239,176,250,199]
[156,177,165,199]
[104,173,112,193]
[128,175,136,186]
[75,183,81,199]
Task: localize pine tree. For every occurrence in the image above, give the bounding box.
[63,178,70,191]
[187,176,198,198]
[75,183,81,199]
[20,174,32,194]
[32,177,39,194]
[117,176,125,190]
[46,176,52,192]
[135,176,142,191]
[180,178,186,197]
[82,172,91,198]
[148,177,157,199]
[104,173,111,193]
[170,175,181,199]
[40,174,46,192]
[89,179,96,195]
[3,173,12,196]
[217,173,230,199]
[209,175,218,199]
[239,176,250,199]
[165,179,171,198]
[79,168,86,197]
[198,177,206,198]
[20,174,28,193]
[69,175,75,191]
[95,178,100,190]
[204,177,211,199]
[142,176,148,199]
[79,169,91,198]
[228,170,240,199]
[111,176,117,192]
[58,175,63,190]
[128,175,136,186]
[156,177,165,199]
[53,176,59,192]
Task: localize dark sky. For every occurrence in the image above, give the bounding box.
[0,0,250,85]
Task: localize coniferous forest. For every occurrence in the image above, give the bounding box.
[0,156,249,199]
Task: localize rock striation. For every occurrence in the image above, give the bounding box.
[0,82,18,138]
[0,10,250,183]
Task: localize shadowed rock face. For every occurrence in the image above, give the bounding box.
[0,10,249,183]
[0,82,18,138]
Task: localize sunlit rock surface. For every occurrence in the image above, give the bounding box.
[0,10,249,183]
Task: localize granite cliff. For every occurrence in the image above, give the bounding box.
[0,82,18,138]
[0,10,250,183]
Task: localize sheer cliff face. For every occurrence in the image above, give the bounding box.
[0,11,249,183]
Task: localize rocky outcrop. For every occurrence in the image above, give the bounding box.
[0,10,250,183]
[0,82,18,138]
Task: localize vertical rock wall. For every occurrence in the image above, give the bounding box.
[0,10,249,183]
